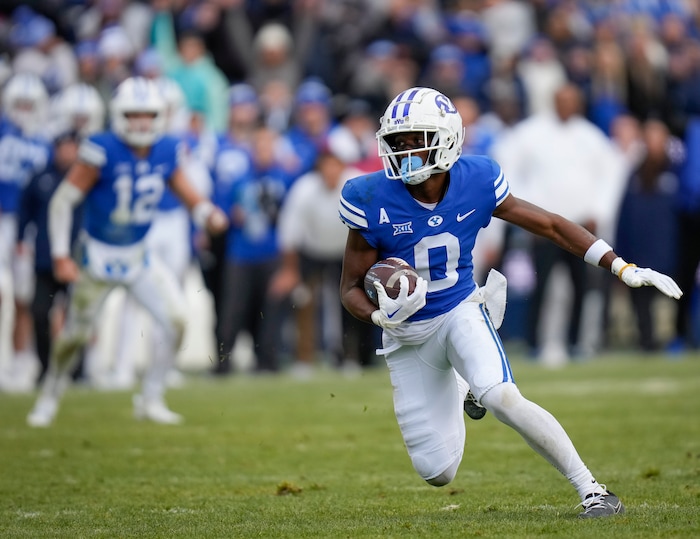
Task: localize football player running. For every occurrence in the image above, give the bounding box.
[27,77,228,427]
[338,87,682,518]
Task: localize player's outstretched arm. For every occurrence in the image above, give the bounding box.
[493,194,682,299]
[169,167,229,235]
[608,257,682,298]
[48,162,99,283]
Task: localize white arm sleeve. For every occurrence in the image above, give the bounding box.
[48,182,85,258]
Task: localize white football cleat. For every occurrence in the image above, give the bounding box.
[133,395,183,425]
[27,396,59,428]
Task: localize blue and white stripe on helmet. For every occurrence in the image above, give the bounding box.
[389,88,422,119]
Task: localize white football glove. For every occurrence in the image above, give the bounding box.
[612,258,683,299]
[371,275,428,329]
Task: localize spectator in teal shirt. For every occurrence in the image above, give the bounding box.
[151,8,228,132]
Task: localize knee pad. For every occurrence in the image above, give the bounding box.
[425,457,460,487]
[404,427,463,485]
[53,331,90,367]
[171,311,187,340]
[157,301,187,344]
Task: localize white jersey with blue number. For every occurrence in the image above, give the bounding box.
[339,155,509,321]
[79,132,180,246]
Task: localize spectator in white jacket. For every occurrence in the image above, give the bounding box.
[270,150,378,378]
[493,82,627,364]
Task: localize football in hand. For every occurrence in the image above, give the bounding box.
[364,257,419,307]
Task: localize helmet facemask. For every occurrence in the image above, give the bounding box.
[379,129,443,185]
[2,73,49,136]
[122,113,162,147]
[110,78,166,147]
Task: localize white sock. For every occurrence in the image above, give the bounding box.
[566,465,606,500]
[481,383,605,500]
[140,326,174,402]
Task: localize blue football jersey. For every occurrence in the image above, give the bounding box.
[339,155,509,321]
[157,141,185,213]
[78,132,180,245]
[0,117,51,214]
[212,134,252,190]
[157,183,182,212]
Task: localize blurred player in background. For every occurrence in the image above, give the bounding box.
[49,82,106,140]
[27,77,227,427]
[0,72,51,391]
[16,82,107,388]
[338,87,682,518]
[18,129,84,386]
[104,76,211,390]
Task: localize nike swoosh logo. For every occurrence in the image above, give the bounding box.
[387,308,401,319]
[456,209,476,222]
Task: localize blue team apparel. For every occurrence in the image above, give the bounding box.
[19,164,83,272]
[158,136,189,212]
[0,116,51,214]
[214,163,294,263]
[339,155,509,321]
[78,132,180,245]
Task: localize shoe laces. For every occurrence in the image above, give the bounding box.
[466,391,482,406]
[578,485,609,510]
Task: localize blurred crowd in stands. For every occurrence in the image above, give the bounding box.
[0,0,699,391]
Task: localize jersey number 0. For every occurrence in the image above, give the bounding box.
[414,232,460,292]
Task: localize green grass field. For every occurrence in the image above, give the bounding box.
[1,352,699,538]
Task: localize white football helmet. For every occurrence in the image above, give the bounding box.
[2,72,49,136]
[52,83,105,137]
[110,77,166,147]
[154,77,189,134]
[376,87,464,185]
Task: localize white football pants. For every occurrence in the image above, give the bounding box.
[39,253,187,405]
[383,299,592,490]
[0,215,17,369]
[112,207,192,380]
